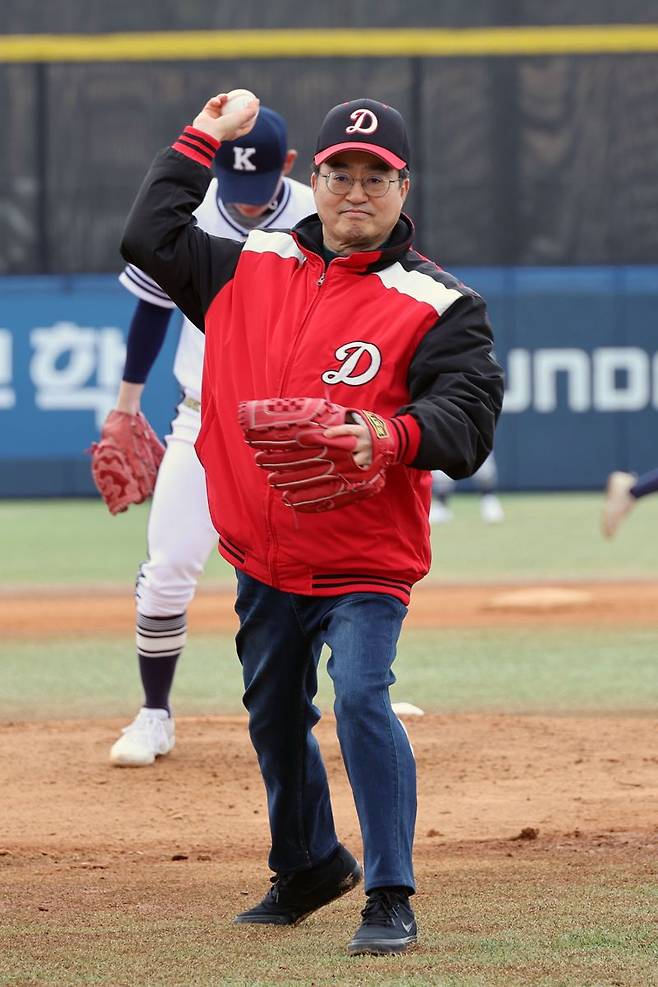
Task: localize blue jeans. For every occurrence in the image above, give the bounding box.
[234,571,416,893]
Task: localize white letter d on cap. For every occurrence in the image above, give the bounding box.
[346,109,378,135]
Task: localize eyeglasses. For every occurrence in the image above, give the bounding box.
[319,170,400,198]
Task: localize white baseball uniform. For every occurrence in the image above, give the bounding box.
[119,176,315,617]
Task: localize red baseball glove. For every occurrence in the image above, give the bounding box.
[88,410,165,515]
[239,397,405,512]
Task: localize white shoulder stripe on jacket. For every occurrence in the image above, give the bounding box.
[242,229,306,264]
[376,263,464,316]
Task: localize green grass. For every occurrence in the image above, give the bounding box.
[0,498,232,586]
[427,491,658,581]
[2,625,656,720]
[2,492,658,586]
[2,493,656,721]
[1,859,656,986]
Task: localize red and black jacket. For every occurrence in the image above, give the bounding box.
[121,126,504,604]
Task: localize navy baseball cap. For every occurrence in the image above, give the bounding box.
[314,98,410,170]
[214,106,288,205]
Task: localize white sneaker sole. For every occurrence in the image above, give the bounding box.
[110,737,175,768]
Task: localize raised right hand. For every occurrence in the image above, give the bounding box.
[192,94,260,143]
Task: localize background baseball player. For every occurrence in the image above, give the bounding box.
[429,452,504,524]
[98,107,315,766]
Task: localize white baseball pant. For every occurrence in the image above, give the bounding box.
[135,398,218,617]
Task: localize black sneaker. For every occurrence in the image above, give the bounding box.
[347,889,418,955]
[234,844,362,926]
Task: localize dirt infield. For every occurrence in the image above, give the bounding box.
[2,581,656,852]
[3,712,657,857]
[2,578,657,637]
[2,581,657,984]
[2,712,657,984]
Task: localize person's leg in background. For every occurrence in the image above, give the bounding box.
[429,469,455,523]
[110,402,218,766]
[473,452,504,524]
[602,466,658,538]
[430,455,504,525]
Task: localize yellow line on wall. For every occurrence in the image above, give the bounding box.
[1,25,658,62]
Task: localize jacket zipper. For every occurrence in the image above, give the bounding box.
[264,256,328,581]
[265,257,329,581]
[278,263,328,395]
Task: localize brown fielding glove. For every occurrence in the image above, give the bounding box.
[88,410,165,515]
[239,397,406,513]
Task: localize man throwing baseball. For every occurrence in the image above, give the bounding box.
[121,92,504,955]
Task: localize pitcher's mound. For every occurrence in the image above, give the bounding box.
[486,587,593,611]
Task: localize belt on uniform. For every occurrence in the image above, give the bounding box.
[182,395,201,412]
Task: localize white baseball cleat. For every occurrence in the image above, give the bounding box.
[110,707,175,767]
[601,471,636,539]
[429,501,454,524]
[480,494,504,524]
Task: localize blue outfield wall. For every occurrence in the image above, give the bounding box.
[0,267,656,497]
[0,275,181,497]
[459,266,658,491]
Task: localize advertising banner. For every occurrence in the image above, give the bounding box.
[0,276,180,496]
[1,268,656,495]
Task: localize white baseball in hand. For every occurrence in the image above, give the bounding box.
[222,89,258,116]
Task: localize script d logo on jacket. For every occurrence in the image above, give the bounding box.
[321,341,382,386]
